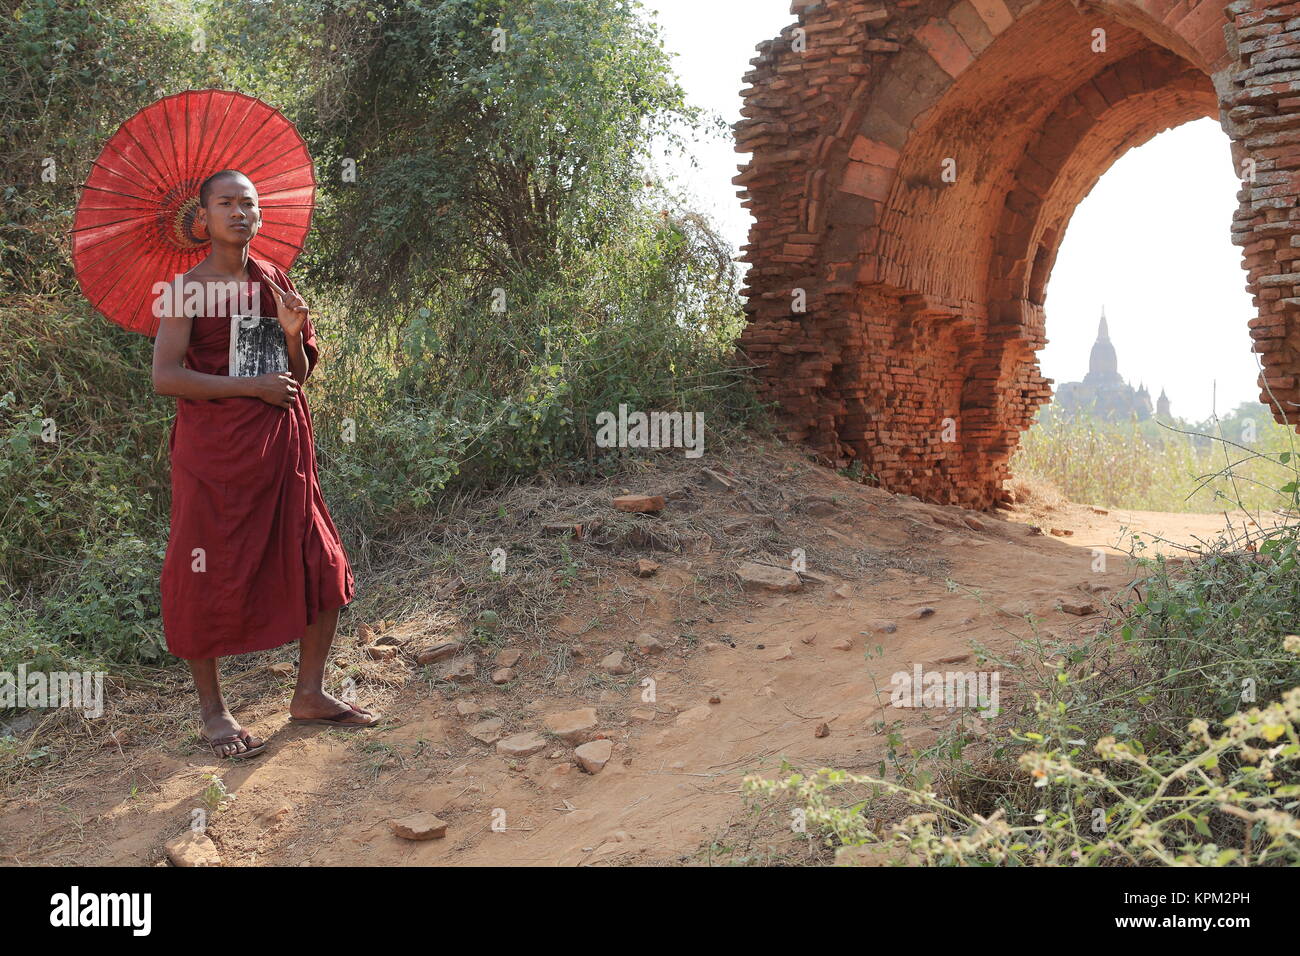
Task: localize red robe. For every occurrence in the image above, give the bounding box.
[160,255,355,660]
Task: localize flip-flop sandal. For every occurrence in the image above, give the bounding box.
[288,703,382,729]
[201,728,267,759]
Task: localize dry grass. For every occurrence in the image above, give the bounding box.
[1004,472,1069,513]
[1011,412,1300,513]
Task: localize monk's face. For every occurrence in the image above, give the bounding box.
[199,174,261,246]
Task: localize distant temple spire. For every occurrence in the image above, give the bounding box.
[1084,307,1121,386]
[1157,387,1171,419]
[1054,307,1155,422]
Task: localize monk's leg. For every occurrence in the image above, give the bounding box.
[289,606,378,724]
[190,658,261,756]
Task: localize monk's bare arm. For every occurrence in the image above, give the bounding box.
[285,331,308,386]
[152,314,255,399]
[152,315,299,408]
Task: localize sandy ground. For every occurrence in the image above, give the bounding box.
[0,455,1281,867]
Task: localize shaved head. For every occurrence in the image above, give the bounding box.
[199,169,254,208]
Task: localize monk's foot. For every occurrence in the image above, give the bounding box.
[289,689,377,724]
[199,709,264,758]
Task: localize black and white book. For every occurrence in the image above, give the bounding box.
[228,315,288,378]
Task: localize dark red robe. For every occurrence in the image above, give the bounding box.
[160,255,355,660]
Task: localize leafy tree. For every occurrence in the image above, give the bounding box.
[204,0,701,305]
[0,0,200,293]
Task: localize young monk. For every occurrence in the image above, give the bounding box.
[152,168,380,759]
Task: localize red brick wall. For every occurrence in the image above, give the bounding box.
[736,0,1247,509]
[1230,2,1300,421]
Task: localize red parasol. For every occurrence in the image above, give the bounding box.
[71,89,315,336]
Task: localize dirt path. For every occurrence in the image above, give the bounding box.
[0,455,1274,866]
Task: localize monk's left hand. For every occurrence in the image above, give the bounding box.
[268,280,308,339]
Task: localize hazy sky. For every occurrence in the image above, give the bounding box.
[644,1,1258,424]
[1041,120,1256,423]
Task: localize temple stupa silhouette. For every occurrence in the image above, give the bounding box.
[1053,308,1171,422]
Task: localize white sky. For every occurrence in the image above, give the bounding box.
[646,2,1259,424]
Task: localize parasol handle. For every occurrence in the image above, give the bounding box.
[260,274,288,301]
[260,274,306,312]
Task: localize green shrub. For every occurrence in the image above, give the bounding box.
[0,298,171,673]
[315,202,760,533]
[0,300,169,592]
[749,670,1300,866]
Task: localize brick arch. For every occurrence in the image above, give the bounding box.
[1015,55,1218,308]
[735,0,1287,509]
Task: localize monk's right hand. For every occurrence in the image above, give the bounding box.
[250,372,299,409]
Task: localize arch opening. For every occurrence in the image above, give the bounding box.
[1031,115,1251,443]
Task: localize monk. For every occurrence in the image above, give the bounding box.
[152,168,380,759]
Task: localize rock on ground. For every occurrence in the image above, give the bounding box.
[574,739,613,774]
[699,468,735,491]
[737,562,801,592]
[417,642,463,666]
[390,813,448,841]
[634,633,665,655]
[613,494,666,513]
[467,717,504,745]
[1059,600,1097,616]
[544,707,598,744]
[497,732,547,758]
[600,651,631,675]
[165,831,221,867]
